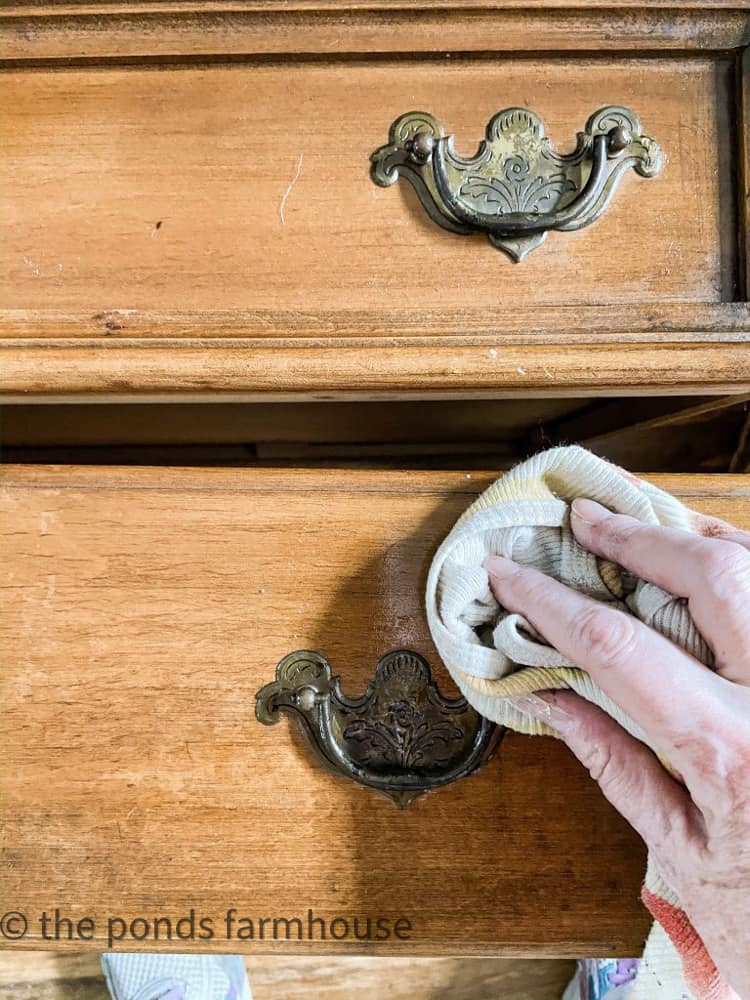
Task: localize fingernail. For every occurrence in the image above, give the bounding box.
[484,554,518,579]
[571,497,610,526]
[508,692,575,734]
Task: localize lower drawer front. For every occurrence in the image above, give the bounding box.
[2,466,747,955]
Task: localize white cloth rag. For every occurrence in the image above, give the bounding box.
[426,445,735,1000]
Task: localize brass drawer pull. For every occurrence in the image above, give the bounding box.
[256,650,502,807]
[371,106,662,261]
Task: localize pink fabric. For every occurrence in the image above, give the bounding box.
[642,889,736,1000]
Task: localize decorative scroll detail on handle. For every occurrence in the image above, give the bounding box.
[256,649,501,807]
[370,106,662,261]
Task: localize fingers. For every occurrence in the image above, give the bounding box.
[570,498,750,684]
[511,690,696,871]
[485,554,729,769]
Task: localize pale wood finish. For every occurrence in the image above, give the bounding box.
[3,466,750,956]
[2,8,746,401]
[1,4,748,62]
[3,340,750,402]
[1,59,734,315]
[3,2,746,10]
[3,305,748,400]
[4,303,748,341]
[0,951,576,1000]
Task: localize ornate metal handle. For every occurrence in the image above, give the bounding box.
[256,649,501,807]
[371,106,662,262]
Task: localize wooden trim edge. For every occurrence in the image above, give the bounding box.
[2,304,748,341]
[3,464,750,499]
[740,45,750,301]
[1,7,748,64]
[2,341,749,400]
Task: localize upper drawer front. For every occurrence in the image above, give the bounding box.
[1,58,736,311]
[2,465,749,956]
[2,7,749,399]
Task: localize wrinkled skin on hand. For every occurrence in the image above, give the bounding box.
[486,496,750,1000]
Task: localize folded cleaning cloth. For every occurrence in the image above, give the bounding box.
[426,445,733,1000]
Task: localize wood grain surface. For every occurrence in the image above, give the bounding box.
[1,58,735,314]
[4,304,748,400]
[4,338,750,402]
[3,466,749,956]
[2,44,744,399]
[2,3,748,63]
[0,951,576,1000]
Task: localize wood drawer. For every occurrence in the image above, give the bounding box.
[1,2,749,400]
[2,463,749,956]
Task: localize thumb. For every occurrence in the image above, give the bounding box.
[510,690,695,853]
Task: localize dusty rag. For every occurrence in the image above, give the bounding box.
[426,446,734,1000]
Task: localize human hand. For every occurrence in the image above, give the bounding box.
[485,497,750,999]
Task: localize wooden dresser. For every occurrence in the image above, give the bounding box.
[1,0,749,965]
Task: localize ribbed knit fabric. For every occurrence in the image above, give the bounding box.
[100,954,252,1000]
[425,446,734,1000]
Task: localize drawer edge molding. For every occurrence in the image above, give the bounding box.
[1,302,749,400]
[1,341,749,401]
[1,304,748,341]
[1,6,748,64]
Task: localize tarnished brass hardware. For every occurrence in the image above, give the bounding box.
[256,649,501,807]
[371,106,662,262]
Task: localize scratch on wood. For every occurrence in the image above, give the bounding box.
[279,153,304,225]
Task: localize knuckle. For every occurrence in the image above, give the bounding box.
[578,740,623,796]
[724,736,750,796]
[677,723,750,808]
[573,606,639,668]
[713,742,750,788]
[596,515,640,560]
[673,674,748,730]
[702,541,750,599]
[732,792,750,829]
